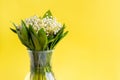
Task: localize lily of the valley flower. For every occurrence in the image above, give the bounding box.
[25,15,62,36]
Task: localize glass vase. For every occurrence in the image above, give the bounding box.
[25,50,55,80]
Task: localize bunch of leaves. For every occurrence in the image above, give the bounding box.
[10,10,68,51]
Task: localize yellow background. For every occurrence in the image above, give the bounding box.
[0,0,120,80]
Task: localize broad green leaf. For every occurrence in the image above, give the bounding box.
[28,37,35,50]
[20,20,29,41]
[29,25,41,51]
[29,25,37,36]
[38,28,48,50]
[25,29,35,50]
[43,10,53,18]
[11,22,33,49]
[17,30,29,48]
[30,32,41,50]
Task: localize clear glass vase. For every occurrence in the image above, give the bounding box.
[25,50,55,80]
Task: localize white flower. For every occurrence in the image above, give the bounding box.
[25,15,42,31]
[24,15,62,36]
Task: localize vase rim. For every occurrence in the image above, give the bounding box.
[28,49,54,53]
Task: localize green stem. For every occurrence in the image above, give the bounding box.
[29,50,55,80]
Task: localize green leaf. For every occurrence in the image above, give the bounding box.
[20,20,29,41]
[43,10,53,18]
[11,22,32,49]
[48,35,55,44]
[38,28,48,50]
[12,22,18,29]
[10,28,17,33]
[50,24,65,49]
[62,31,69,37]
[56,31,68,44]
[47,35,55,49]
[29,25,41,51]
[17,30,29,48]
[11,22,35,50]
[24,29,34,50]
[28,37,35,50]
[52,31,68,49]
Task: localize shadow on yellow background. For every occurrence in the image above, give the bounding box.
[0,0,120,80]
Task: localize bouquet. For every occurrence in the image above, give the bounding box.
[10,10,68,51]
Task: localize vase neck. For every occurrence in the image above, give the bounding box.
[28,50,53,72]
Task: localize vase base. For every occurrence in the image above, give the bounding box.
[25,72,55,80]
